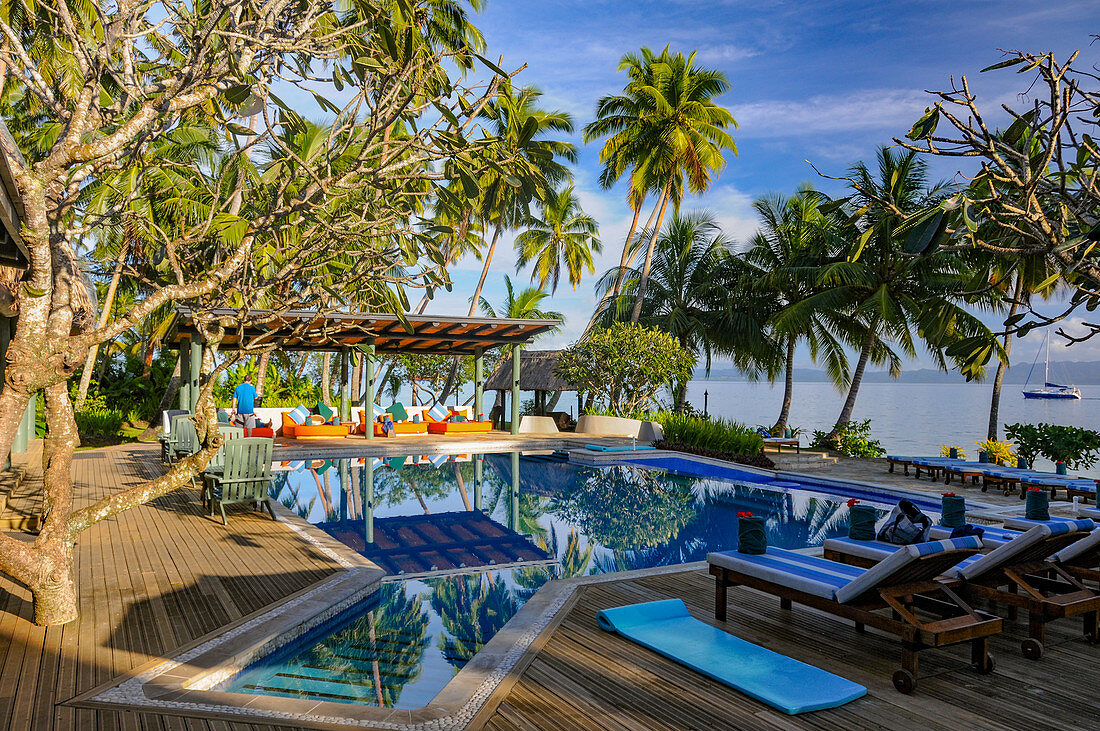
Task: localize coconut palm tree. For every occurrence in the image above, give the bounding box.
[465,83,576,318]
[583,46,737,323]
[515,184,601,294]
[740,190,853,431]
[803,147,1000,442]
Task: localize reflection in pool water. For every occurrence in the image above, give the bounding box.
[223,452,883,708]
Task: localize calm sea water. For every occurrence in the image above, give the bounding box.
[685,379,1100,476]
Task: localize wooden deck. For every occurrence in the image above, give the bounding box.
[0,442,343,731]
[2,441,1099,730]
[478,569,1100,730]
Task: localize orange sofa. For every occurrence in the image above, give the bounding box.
[357,410,428,436]
[281,411,351,439]
[424,407,493,435]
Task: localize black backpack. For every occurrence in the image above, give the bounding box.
[876,499,932,545]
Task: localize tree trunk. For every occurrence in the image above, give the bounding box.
[988,274,1025,440]
[826,331,876,442]
[608,199,644,307]
[468,225,502,318]
[255,350,271,404]
[774,336,796,431]
[321,352,332,406]
[630,185,672,323]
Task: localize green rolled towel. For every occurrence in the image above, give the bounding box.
[848,505,877,541]
[1025,489,1049,521]
[737,515,767,554]
[941,495,966,528]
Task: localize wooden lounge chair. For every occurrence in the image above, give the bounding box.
[762,437,799,454]
[205,437,275,525]
[824,520,1100,659]
[200,425,245,511]
[708,537,1000,693]
[167,414,198,464]
[886,455,916,475]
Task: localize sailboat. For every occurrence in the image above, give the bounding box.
[1022,332,1081,400]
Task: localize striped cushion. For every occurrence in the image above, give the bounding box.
[835,536,982,604]
[425,404,450,423]
[1080,507,1100,521]
[1051,528,1100,564]
[429,454,449,468]
[823,537,900,562]
[1001,517,1095,533]
[708,548,863,600]
[287,405,310,425]
[948,523,1074,580]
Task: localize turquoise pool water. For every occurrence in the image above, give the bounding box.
[219,452,922,709]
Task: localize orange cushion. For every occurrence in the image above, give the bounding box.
[291,423,351,439]
[426,421,492,434]
[372,422,428,436]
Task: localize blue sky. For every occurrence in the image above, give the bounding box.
[414,1,1100,369]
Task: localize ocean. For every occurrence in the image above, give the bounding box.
[684,379,1100,477]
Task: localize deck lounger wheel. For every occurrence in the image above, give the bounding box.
[891,669,915,694]
[1021,637,1043,660]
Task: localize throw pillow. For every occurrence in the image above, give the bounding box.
[316,402,335,422]
[288,405,310,425]
[426,404,450,422]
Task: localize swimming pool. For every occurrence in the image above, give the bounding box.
[218,451,923,709]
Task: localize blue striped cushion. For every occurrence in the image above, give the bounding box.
[426,404,450,422]
[929,524,1019,548]
[835,536,982,603]
[1001,517,1094,534]
[287,405,310,425]
[708,548,863,600]
[951,524,1056,580]
[1052,528,1100,564]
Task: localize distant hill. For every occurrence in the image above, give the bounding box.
[695,361,1100,385]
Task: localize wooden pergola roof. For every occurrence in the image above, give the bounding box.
[167,307,562,356]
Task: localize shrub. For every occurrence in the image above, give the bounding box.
[812,419,884,458]
[557,324,695,415]
[1003,423,1041,466]
[1004,422,1100,470]
[655,414,763,456]
[75,409,126,439]
[975,438,1015,465]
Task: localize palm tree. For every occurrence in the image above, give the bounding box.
[515,184,601,293]
[583,46,738,323]
[740,190,852,431]
[595,212,725,409]
[466,83,576,318]
[804,147,1000,442]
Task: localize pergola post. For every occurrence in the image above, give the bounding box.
[508,450,520,532]
[188,336,201,412]
[510,344,522,435]
[339,348,350,422]
[179,337,192,412]
[364,458,374,544]
[474,454,483,511]
[474,348,484,421]
[362,340,375,439]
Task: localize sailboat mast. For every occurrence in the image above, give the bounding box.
[1044,332,1050,384]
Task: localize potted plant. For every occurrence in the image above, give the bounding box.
[1034,424,1100,474]
[974,438,1015,467]
[939,445,968,460]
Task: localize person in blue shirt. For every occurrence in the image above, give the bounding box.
[231,375,258,427]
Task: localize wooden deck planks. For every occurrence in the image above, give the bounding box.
[0,443,343,731]
[477,569,1100,730]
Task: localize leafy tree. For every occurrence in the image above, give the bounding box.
[392,355,473,406]
[515,184,601,293]
[896,47,1100,343]
[583,46,737,322]
[556,323,695,414]
[0,0,542,625]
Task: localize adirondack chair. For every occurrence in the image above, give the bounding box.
[201,426,245,510]
[205,437,275,525]
[158,410,188,463]
[167,415,199,464]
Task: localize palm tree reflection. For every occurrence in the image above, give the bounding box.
[428,572,518,670]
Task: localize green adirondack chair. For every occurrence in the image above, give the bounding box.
[201,426,246,510]
[205,437,275,525]
[159,410,189,463]
[167,415,199,463]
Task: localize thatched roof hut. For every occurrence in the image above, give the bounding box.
[484,349,575,392]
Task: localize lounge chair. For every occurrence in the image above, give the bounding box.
[200,425,245,510]
[167,414,199,464]
[886,455,918,475]
[597,599,866,714]
[708,536,1000,693]
[424,404,492,434]
[824,521,1100,659]
[205,437,275,525]
[361,402,428,436]
[1017,473,1098,501]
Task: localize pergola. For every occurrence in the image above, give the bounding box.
[166,307,563,434]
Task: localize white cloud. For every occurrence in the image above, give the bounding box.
[731,88,934,138]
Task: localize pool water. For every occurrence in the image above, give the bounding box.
[219,451,916,709]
